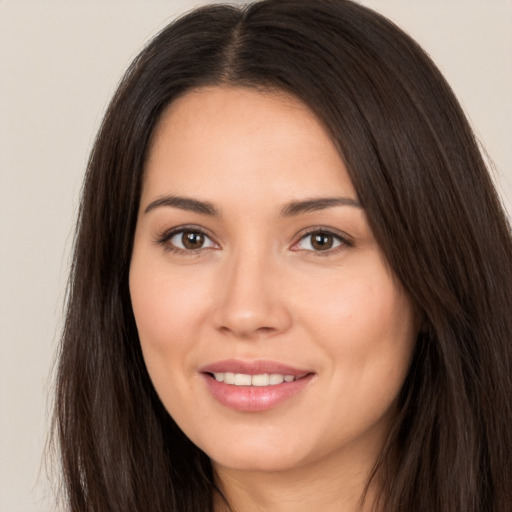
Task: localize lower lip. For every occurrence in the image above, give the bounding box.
[202,373,314,412]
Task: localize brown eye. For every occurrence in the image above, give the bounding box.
[182,231,205,249]
[295,230,345,252]
[167,229,217,251]
[311,233,334,250]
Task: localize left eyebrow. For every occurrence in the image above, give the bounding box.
[280,197,362,216]
[144,195,219,216]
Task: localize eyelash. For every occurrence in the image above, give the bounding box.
[292,228,352,256]
[155,226,352,256]
[155,225,218,255]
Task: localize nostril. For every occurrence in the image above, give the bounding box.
[256,326,276,334]
[217,324,278,339]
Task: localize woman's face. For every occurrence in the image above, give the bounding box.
[130,86,417,475]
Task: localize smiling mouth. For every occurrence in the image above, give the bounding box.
[208,372,308,386]
[202,365,315,411]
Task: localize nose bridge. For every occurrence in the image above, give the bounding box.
[213,241,290,338]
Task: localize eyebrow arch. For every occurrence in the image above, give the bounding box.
[144,195,219,216]
[280,197,362,216]
[144,195,361,217]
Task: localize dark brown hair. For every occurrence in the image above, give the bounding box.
[53,1,512,511]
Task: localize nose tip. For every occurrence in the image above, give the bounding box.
[212,256,292,340]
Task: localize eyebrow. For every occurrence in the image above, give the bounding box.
[144,195,219,216]
[143,195,362,216]
[280,197,362,216]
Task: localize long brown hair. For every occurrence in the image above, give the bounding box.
[53,1,512,510]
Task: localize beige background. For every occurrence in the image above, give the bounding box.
[1,1,510,510]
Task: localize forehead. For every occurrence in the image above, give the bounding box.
[142,86,356,206]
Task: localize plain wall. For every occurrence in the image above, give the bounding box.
[1,1,510,510]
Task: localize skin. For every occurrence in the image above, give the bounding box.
[129,86,418,512]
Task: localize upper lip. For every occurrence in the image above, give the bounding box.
[199,359,312,376]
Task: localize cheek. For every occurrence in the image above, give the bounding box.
[297,262,416,387]
[302,274,416,445]
[302,266,410,334]
[129,258,212,373]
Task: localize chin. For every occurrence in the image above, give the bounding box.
[211,451,302,473]
[198,432,314,474]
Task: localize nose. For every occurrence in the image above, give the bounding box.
[212,247,292,340]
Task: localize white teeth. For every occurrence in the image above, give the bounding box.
[269,373,284,385]
[234,373,252,386]
[212,372,296,386]
[224,372,235,384]
[251,374,270,386]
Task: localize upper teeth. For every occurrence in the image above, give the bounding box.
[213,372,295,386]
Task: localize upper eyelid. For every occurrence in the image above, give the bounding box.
[157,224,217,242]
[293,227,352,244]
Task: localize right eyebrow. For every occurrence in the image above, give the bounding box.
[144,195,220,216]
[280,196,362,216]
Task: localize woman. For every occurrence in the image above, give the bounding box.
[53,1,512,511]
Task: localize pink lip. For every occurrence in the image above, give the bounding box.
[199,359,315,412]
[200,359,311,376]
